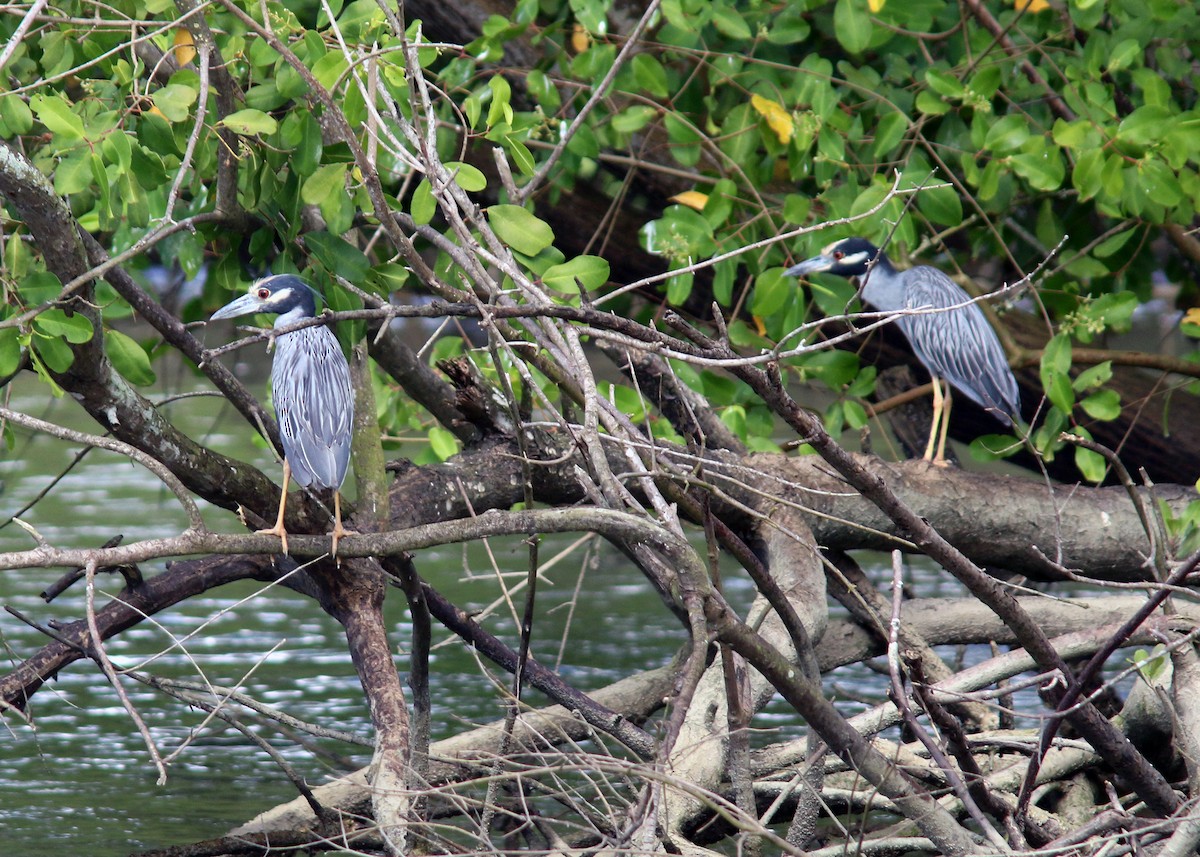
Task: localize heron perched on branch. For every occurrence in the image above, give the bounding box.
[211,274,354,555]
[786,237,1020,464]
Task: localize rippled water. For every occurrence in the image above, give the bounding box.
[1,367,1000,856]
[0,375,721,855]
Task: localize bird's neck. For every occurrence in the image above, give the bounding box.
[858,252,905,311]
[274,307,313,329]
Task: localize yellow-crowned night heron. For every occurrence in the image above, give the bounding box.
[786,237,1020,465]
[211,274,354,555]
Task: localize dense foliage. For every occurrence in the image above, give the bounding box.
[2,0,1199,479]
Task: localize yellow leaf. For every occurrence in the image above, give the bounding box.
[750,93,794,145]
[1014,0,1049,10]
[1183,307,1200,333]
[173,28,196,67]
[868,0,886,10]
[670,191,709,211]
[571,24,590,53]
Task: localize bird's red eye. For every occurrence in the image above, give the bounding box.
[256,288,270,299]
[833,251,844,260]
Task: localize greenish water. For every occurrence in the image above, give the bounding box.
[0,371,987,856]
[0,377,695,856]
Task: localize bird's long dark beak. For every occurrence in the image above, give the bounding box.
[784,254,835,278]
[211,293,265,320]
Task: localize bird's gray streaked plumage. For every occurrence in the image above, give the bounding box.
[270,316,353,490]
[211,274,354,554]
[785,237,1020,424]
[211,274,354,488]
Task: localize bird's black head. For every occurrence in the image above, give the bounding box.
[210,274,320,323]
[785,237,885,279]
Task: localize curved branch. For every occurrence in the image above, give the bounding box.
[0,407,205,531]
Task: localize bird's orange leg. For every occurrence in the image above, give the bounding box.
[922,377,945,463]
[330,491,357,558]
[258,459,292,555]
[933,383,952,467]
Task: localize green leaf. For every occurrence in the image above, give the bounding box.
[1105,38,1141,72]
[19,271,62,304]
[720,404,747,439]
[312,51,349,91]
[917,183,962,226]
[969,66,1002,99]
[1052,118,1097,150]
[1080,388,1121,420]
[751,268,791,318]
[463,93,481,129]
[105,329,155,386]
[119,170,149,227]
[1047,374,1074,416]
[525,69,561,111]
[428,425,459,461]
[53,151,93,195]
[601,382,649,422]
[612,105,657,134]
[293,113,323,177]
[301,163,348,205]
[1093,230,1136,261]
[500,135,536,176]
[802,349,860,389]
[369,262,410,293]
[1040,334,1074,413]
[569,0,608,35]
[807,272,858,317]
[1117,105,1173,149]
[487,75,513,127]
[305,231,372,284]
[1072,361,1112,392]
[151,83,198,122]
[764,7,810,43]
[411,178,435,225]
[33,333,74,373]
[712,257,736,305]
[1011,147,1065,191]
[925,69,964,98]
[711,4,751,39]
[91,152,112,228]
[915,90,951,116]
[969,433,1021,461]
[34,309,94,343]
[666,270,694,305]
[631,54,669,99]
[782,194,811,224]
[101,130,132,171]
[833,0,871,54]
[0,327,21,377]
[641,206,716,260]
[1141,159,1183,206]
[873,111,907,158]
[30,93,85,142]
[1072,148,1104,200]
[843,399,869,430]
[219,109,278,136]
[983,115,1030,154]
[1092,292,1137,333]
[541,255,610,292]
[444,161,487,192]
[717,103,757,163]
[0,94,33,136]
[488,204,555,255]
[1074,436,1106,483]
